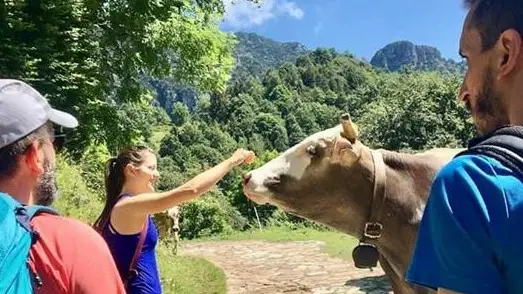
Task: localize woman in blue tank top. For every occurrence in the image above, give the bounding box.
[93,145,254,293]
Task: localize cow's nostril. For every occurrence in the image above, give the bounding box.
[263,176,281,187]
[242,173,252,185]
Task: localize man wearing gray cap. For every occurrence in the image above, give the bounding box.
[0,79,125,293]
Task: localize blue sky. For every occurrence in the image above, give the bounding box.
[220,0,469,61]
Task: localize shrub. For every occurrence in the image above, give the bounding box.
[179,189,247,239]
[53,153,104,224]
[77,143,112,198]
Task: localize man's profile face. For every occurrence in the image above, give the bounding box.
[458,10,508,135]
[34,127,59,206]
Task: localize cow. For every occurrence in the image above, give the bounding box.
[153,206,181,255]
[242,113,464,294]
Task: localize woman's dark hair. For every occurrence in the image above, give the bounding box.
[93,145,154,232]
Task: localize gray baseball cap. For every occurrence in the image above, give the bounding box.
[0,79,79,149]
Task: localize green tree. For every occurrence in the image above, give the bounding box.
[177,122,207,146]
[359,72,473,150]
[171,102,190,126]
[285,114,306,146]
[267,84,293,101]
[277,62,303,89]
[226,150,280,224]
[262,69,283,96]
[0,0,251,155]
[254,113,289,151]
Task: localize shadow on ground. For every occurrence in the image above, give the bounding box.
[344,274,392,293]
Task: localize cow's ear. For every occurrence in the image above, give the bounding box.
[332,135,361,166]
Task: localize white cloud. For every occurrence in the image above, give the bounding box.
[313,21,323,35]
[278,1,304,19]
[223,0,304,29]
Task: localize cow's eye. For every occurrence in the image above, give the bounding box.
[306,145,317,157]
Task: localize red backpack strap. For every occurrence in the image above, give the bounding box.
[98,193,148,289]
[124,217,148,288]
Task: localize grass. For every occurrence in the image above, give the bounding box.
[157,239,227,294]
[157,226,358,293]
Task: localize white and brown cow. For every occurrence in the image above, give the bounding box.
[242,113,463,294]
[153,206,181,255]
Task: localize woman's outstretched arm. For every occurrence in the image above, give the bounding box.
[111,149,253,233]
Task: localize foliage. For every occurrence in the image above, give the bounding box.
[53,154,104,224]
[171,102,191,126]
[76,142,112,195]
[358,72,474,150]
[178,190,247,239]
[0,0,247,155]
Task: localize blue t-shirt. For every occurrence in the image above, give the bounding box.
[406,154,523,293]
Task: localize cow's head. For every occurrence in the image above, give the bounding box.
[242,113,375,232]
[153,205,181,239]
[167,206,181,232]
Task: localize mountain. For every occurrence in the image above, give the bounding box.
[149,35,466,118]
[370,40,465,74]
[147,32,309,116]
[231,32,309,81]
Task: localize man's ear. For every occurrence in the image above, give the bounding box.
[24,142,44,175]
[497,29,522,80]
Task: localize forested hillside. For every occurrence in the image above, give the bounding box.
[154,47,475,238]
[146,31,309,116]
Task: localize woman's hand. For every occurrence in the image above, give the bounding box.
[229,148,255,166]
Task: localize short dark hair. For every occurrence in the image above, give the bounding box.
[0,123,52,180]
[464,0,523,51]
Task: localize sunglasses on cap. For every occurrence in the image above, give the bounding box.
[51,133,66,151]
[36,126,67,152]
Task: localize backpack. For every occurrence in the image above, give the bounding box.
[0,192,58,294]
[455,125,523,176]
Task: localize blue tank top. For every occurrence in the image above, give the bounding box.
[102,214,162,294]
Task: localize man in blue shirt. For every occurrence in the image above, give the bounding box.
[406,0,523,293]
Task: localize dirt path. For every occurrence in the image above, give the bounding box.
[180,240,392,294]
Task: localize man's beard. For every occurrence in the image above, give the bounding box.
[467,69,508,135]
[35,159,58,206]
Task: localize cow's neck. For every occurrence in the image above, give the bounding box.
[371,150,438,288]
[317,149,433,283]
[274,148,439,293]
